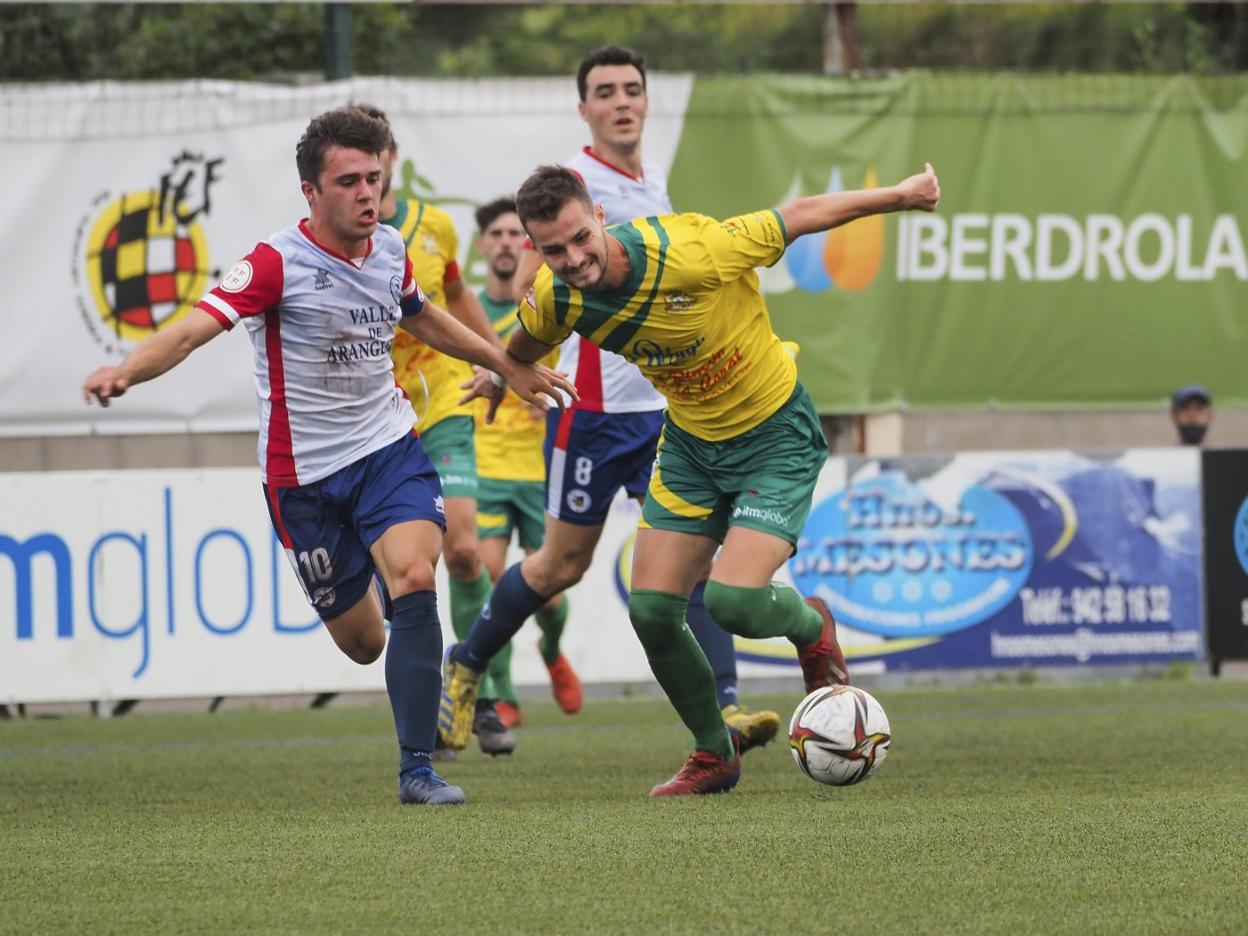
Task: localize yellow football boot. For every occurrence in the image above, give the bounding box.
[437,650,482,751]
[722,704,781,754]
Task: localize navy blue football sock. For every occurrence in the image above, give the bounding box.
[386,589,442,777]
[687,580,740,708]
[453,563,548,673]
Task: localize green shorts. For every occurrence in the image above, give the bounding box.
[476,478,547,549]
[641,382,826,546]
[419,415,478,499]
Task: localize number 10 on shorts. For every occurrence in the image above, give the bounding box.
[298,547,333,584]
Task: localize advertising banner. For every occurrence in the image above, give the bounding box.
[669,74,1248,412]
[0,450,1204,702]
[781,448,1203,671]
[1200,449,1248,669]
[3,75,1247,436]
[0,76,692,437]
[0,468,657,704]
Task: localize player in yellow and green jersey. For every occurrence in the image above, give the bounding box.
[470,197,582,728]
[444,162,941,795]
[358,105,514,757]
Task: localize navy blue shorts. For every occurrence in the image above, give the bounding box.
[264,432,445,621]
[543,408,664,526]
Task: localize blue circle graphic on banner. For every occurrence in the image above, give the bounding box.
[1234,497,1248,577]
[789,470,1034,638]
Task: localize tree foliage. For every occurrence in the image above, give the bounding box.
[1,2,1245,82]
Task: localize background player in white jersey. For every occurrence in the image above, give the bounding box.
[81,107,575,807]
[498,46,780,750]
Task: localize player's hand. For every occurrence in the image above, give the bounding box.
[498,359,577,424]
[458,365,507,422]
[897,163,940,212]
[82,366,130,407]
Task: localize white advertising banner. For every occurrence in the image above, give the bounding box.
[0,467,629,704]
[0,76,693,438]
[0,459,840,704]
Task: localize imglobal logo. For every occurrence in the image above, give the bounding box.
[2,487,319,680]
[896,213,1247,282]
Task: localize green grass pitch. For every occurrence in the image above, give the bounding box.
[4,679,1248,934]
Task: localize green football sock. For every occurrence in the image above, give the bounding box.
[535,595,569,666]
[628,589,734,761]
[485,640,516,704]
[450,568,495,697]
[703,580,823,647]
[449,568,493,639]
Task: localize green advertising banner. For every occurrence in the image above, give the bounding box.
[668,74,1248,413]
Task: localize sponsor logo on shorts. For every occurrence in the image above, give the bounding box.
[566,489,592,513]
[731,504,791,526]
[312,586,337,609]
[435,495,445,515]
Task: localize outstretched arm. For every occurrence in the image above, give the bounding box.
[82,306,226,407]
[778,163,941,243]
[402,303,574,420]
[457,316,564,423]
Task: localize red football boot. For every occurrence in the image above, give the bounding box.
[495,700,522,729]
[649,735,742,797]
[543,643,583,715]
[797,596,850,692]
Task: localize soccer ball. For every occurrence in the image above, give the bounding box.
[789,686,891,786]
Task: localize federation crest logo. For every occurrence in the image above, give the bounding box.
[567,489,592,513]
[72,152,223,353]
[221,261,253,293]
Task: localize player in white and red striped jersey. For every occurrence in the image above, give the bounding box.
[82,107,575,807]
[460,47,782,753]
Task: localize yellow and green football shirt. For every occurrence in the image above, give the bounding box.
[519,210,797,441]
[474,291,549,483]
[386,198,474,431]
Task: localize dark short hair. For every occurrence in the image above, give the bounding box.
[295,107,392,186]
[1171,384,1212,410]
[475,196,519,234]
[576,45,646,102]
[516,166,594,226]
[351,102,397,151]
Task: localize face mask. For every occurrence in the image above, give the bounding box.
[1178,423,1208,446]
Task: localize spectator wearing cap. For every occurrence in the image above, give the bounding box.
[1171,385,1212,447]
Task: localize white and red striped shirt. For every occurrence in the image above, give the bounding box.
[197,221,426,486]
[563,147,668,414]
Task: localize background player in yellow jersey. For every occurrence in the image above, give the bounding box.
[471,197,581,729]
[446,162,941,795]
[356,107,510,754]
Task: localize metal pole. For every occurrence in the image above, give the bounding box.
[325,3,353,81]
[823,2,860,75]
